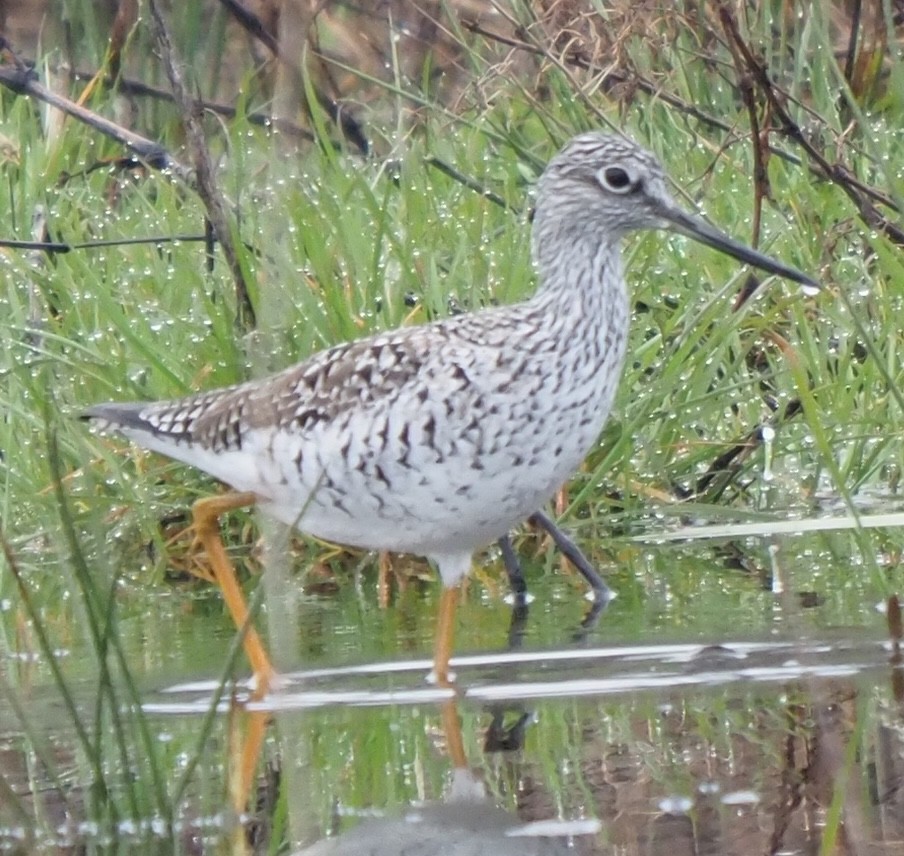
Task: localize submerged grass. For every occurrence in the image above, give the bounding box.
[0,0,902,851]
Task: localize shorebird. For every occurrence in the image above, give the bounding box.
[83,132,816,694]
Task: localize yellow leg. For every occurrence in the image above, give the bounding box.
[433,585,461,687]
[555,487,569,578]
[378,551,392,609]
[227,707,270,815]
[191,491,276,697]
[440,698,467,769]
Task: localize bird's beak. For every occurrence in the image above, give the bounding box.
[659,202,819,291]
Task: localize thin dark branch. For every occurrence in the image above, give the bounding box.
[842,0,863,84]
[718,14,769,249]
[0,63,189,180]
[64,63,319,144]
[148,0,256,330]
[464,10,903,239]
[217,0,280,55]
[214,0,369,154]
[716,1,904,247]
[424,156,512,210]
[0,238,70,252]
[460,17,737,138]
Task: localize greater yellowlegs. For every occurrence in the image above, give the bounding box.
[83,132,816,692]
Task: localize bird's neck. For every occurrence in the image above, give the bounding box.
[530,229,628,338]
[518,223,631,443]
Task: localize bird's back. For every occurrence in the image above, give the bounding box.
[85,293,626,557]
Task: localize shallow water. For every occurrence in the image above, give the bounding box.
[2,518,904,853]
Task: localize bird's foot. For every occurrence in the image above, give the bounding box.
[165,523,220,584]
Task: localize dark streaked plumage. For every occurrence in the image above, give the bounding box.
[84,131,816,628]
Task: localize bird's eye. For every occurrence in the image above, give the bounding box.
[598,166,636,193]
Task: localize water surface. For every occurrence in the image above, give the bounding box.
[2,519,903,854]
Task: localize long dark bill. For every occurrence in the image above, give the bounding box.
[662,204,819,291]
